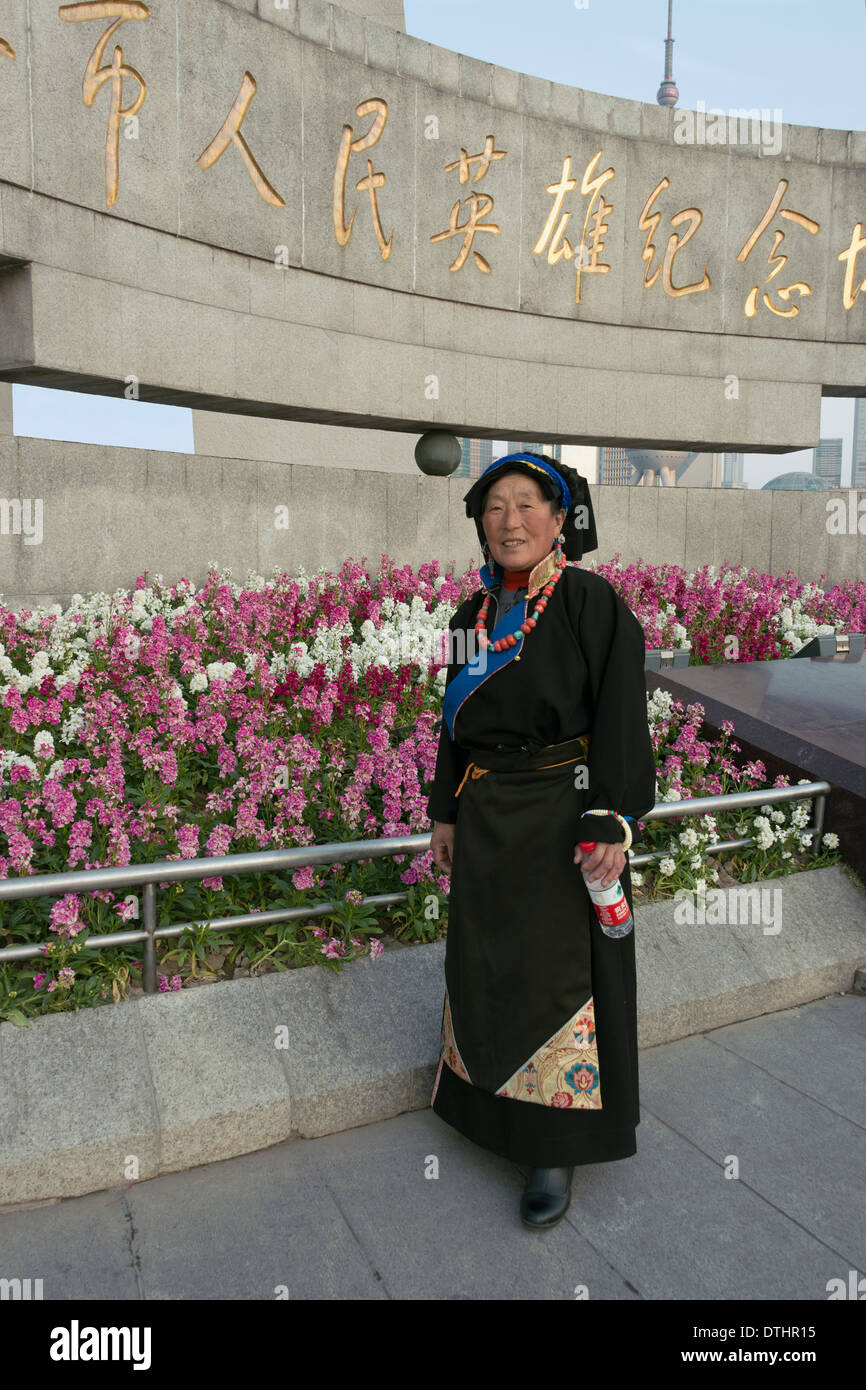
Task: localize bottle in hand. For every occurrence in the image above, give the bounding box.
[578,841,634,938]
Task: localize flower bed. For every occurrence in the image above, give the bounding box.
[583,555,866,660]
[0,556,844,1024]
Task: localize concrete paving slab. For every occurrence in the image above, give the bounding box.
[692,998,866,1128]
[274,1107,641,1300]
[0,1192,140,1300]
[638,1031,866,1273]
[124,1146,388,1301]
[531,1110,842,1302]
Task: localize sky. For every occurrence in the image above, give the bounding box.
[12,0,865,488]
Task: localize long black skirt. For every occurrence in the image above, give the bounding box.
[431,735,640,1167]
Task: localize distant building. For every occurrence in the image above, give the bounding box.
[722,452,744,487]
[600,446,632,485]
[455,436,494,479]
[814,438,843,486]
[762,472,831,490]
[561,444,599,484]
[853,400,866,486]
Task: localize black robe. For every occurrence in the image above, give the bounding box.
[426,558,657,1167]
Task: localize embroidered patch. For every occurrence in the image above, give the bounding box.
[430,989,471,1104]
[493,998,602,1109]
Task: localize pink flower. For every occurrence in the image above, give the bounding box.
[49,893,85,938]
[176,823,200,859]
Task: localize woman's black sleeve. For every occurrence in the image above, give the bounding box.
[571,574,658,847]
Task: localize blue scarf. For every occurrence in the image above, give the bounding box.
[442,559,526,739]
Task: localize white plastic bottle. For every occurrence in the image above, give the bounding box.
[578,841,634,938]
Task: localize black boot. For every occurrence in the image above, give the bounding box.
[520,1166,574,1229]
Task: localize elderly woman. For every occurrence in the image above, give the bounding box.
[427,452,657,1230]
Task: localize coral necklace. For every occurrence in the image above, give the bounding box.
[474,543,567,656]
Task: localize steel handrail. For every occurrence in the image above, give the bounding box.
[0,782,831,992]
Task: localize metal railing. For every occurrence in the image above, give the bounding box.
[0,781,830,993]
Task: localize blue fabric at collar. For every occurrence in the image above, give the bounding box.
[442,595,527,739]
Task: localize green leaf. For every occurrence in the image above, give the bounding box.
[1,1009,33,1028]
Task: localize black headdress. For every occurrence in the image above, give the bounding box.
[462,451,598,561]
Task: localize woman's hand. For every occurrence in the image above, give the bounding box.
[431,821,456,874]
[573,840,626,889]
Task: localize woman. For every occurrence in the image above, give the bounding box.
[427,451,657,1230]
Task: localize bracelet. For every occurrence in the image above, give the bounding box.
[583,808,633,854]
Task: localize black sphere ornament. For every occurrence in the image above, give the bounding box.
[414,431,462,477]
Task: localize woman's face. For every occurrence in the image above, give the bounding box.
[481,472,566,572]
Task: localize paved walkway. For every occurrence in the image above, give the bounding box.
[1,993,863,1301]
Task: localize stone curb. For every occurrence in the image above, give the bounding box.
[1,865,864,1206]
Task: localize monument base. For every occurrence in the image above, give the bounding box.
[644,654,866,891]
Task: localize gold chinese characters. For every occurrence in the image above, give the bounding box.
[737,179,819,317]
[639,178,711,298]
[197,72,285,209]
[334,98,393,259]
[20,45,866,316]
[59,0,149,208]
[430,134,507,273]
[533,151,615,303]
[837,223,866,311]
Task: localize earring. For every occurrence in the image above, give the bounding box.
[555,532,564,551]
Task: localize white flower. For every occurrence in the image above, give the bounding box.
[690,854,703,871]
[189,672,208,693]
[630,871,643,887]
[33,729,55,759]
[679,827,699,849]
[770,810,785,823]
[60,708,86,744]
[0,751,37,784]
[821,832,840,849]
[694,878,707,895]
[798,831,814,847]
[206,661,237,683]
[662,788,682,802]
[659,857,676,876]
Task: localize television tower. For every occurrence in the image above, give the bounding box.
[656,0,679,106]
